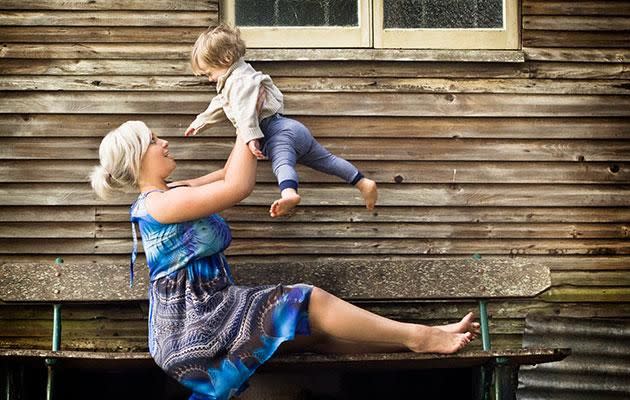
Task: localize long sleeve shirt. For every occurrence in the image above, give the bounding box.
[188,58,284,144]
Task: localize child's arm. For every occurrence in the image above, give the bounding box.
[185,95,226,136]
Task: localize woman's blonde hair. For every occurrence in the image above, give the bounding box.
[90,121,152,199]
[191,23,246,75]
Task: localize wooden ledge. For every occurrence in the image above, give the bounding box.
[0,348,570,371]
[246,49,526,63]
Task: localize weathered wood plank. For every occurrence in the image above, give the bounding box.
[0,319,146,337]
[3,92,630,117]
[523,48,630,63]
[523,31,630,48]
[0,59,192,75]
[1,237,628,256]
[258,61,630,80]
[0,44,192,59]
[3,75,630,95]
[0,334,525,352]
[0,206,94,222]
[523,16,630,31]
[0,336,149,352]
[542,287,630,302]
[13,205,619,224]
[0,222,95,238]
[0,259,552,301]
[523,1,630,16]
[3,160,628,184]
[0,238,96,253]
[245,49,525,62]
[3,115,629,139]
[2,59,629,80]
[0,348,569,370]
[99,205,630,224]
[4,219,626,240]
[95,221,630,240]
[0,27,204,43]
[2,299,627,324]
[523,62,630,80]
[0,11,214,26]
[3,137,630,162]
[0,0,218,11]
[3,255,630,272]
[0,45,522,62]
[0,303,146,321]
[1,298,627,322]
[2,183,629,207]
[552,271,630,287]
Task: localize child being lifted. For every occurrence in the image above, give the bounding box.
[185,24,378,218]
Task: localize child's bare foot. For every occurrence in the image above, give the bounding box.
[438,312,481,337]
[356,178,377,210]
[407,325,472,354]
[270,189,301,218]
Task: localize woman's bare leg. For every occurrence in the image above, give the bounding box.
[304,287,472,354]
[277,330,407,355]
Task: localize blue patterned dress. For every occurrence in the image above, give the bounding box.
[130,190,313,400]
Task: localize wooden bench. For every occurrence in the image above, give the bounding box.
[0,259,570,399]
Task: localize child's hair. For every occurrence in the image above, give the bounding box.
[191,23,246,75]
[90,121,152,199]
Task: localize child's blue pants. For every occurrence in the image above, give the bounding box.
[260,114,363,192]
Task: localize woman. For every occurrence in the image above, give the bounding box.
[90,120,477,400]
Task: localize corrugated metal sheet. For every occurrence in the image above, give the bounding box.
[517,315,630,400]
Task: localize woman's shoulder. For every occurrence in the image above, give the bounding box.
[130,189,164,223]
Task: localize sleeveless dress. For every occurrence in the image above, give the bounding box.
[130,190,313,400]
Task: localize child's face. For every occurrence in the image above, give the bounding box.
[207,67,229,83]
[199,60,229,83]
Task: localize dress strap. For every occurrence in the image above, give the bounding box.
[129,221,137,287]
[141,189,165,196]
[128,189,162,287]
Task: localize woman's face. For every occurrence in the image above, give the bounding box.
[140,132,176,180]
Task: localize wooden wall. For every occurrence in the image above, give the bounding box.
[0,0,629,353]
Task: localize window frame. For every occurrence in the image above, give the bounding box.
[374,0,519,49]
[221,0,520,51]
[222,0,372,48]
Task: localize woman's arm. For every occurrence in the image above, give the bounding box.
[166,88,266,189]
[147,136,257,223]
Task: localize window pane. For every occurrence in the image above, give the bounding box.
[235,0,358,27]
[384,0,503,29]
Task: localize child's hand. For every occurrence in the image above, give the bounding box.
[248,139,266,160]
[184,126,197,137]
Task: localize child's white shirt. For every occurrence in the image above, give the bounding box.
[188,58,284,144]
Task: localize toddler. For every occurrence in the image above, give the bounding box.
[185,24,377,217]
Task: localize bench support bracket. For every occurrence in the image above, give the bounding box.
[45,304,62,400]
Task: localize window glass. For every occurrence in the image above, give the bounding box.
[384,0,503,29]
[235,0,359,27]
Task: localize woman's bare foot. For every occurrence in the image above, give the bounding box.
[407,325,472,354]
[438,312,481,337]
[356,178,378,210]
[270,188,301,218]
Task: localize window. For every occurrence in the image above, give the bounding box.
[223,0,371,47]
[222,0,519,49]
